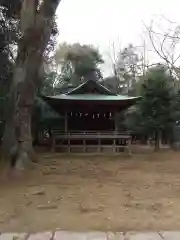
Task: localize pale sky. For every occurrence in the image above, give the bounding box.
[56,0,180,76]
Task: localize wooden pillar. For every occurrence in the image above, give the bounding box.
[114,112,119,132]
[83,139,86,152]
[127,138,132,156]
[51,136,55,152]
[64,110,68,132]
[113,139,116,153]
[98,133,101,153]
[64,111,70,152]
[113,111,119,153]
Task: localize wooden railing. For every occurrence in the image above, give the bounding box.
[51,130,131,139]
[50,130,132,154]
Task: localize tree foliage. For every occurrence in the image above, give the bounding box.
[0,1,20,126]
[126,65,177,149]
[115,44,143,94]
[0,0,58,94]
[54,43,104,85]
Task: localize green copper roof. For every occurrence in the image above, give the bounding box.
[46,94,140,101]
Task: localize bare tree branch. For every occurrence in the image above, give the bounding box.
[143,19,180,80]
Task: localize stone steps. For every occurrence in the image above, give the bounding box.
[0,231,179,239]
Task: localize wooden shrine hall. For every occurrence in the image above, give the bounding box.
[42,80,141,153]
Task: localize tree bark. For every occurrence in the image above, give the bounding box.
[2,0,61,170]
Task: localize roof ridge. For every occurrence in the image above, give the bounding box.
[66,81,86,95]
[66,79,117,96]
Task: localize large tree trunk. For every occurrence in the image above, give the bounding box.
[2,0,61,170]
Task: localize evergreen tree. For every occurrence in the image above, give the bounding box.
[127,66,176,149]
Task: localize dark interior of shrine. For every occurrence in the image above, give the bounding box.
[67,111,115,131]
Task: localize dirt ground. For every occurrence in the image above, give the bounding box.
[0,150,180,232]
